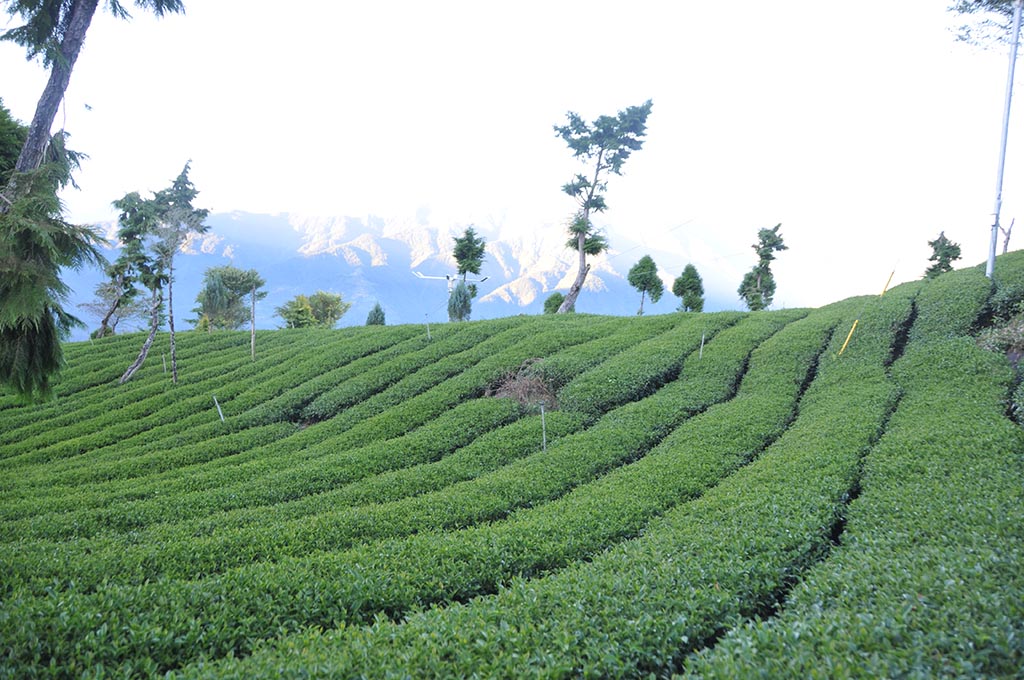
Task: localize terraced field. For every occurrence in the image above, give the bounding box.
[2,254,1023,678]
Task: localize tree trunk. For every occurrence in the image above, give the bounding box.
[1,0,100,211]
[250,286,256,361]
[558,232,589,313]
[557,151,604,314]
[1002,217,1014,255]
[168,262,178,384]
[97,297,121,338]
[638,290,646,316]
[120,290,161,384]
[97,273,125,337]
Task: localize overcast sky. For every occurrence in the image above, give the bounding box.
[3,0,1024,308]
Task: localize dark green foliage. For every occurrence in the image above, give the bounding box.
[0,97,26,180]
[365,301,385,325]
[452,226,485,281]
[924,230,962,279]
[626,254,663,315]
[673,262,704,312]
[447,280,472,322]
[0,140,105,400]
[739,223,787,311]
[543,292,569,314]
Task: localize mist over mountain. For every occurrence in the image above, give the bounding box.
[64,211,739,340]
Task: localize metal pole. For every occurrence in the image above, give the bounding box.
[989,0,1024,279]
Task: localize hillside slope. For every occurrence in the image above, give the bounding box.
[1,253,1023,678]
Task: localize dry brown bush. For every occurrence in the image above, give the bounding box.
[486,358,558,410]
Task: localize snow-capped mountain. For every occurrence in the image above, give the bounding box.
[63,210,735,340]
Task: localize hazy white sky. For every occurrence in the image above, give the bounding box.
[3,0,1023,308]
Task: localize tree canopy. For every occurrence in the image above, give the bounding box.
[452,225,487,305]
[543,292,568,315]
[925,231,962,279]
[276,291,350,329]
[110,163,209,383]
[193,265,266,331]
[738,224,787,311]
[0,0,185,180]
[627,254,663,316]
[672,264,705,313]
[0,1,186,395]
[949,0,1023,44]
[0,135,105,399]
[453,226,486,279]
[80,279,148,337]
[0,98,27,180]
[366,301,385,326]
[554,99,653,313]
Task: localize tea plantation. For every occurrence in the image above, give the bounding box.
[2,254,1023,678]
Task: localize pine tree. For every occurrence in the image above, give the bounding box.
[453,227,486,288]
[366,301,386,326]
[0,144,104,399]
[924,231,962,279]
[448,281,472,322]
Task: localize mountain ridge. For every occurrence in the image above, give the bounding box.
[64,210,734,339]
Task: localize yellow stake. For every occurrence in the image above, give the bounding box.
[879,269,895,296]
[837,319,859,356]
[838,270,896,357]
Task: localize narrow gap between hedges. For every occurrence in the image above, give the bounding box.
[356,337,780,632]
[887,300,917,368]
[650,326,838,676]
[672,321,910,677]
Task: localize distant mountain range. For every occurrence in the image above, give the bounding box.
[63,211,737,341]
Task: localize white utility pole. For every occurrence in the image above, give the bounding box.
[988,0,1024,279]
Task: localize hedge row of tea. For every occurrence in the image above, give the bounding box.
[169,283,913,678]
[2,253,1023,678]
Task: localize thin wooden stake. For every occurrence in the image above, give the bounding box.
[212,395,225,422]
[539,401,547,453]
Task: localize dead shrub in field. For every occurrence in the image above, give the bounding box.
[487,358,558,410]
